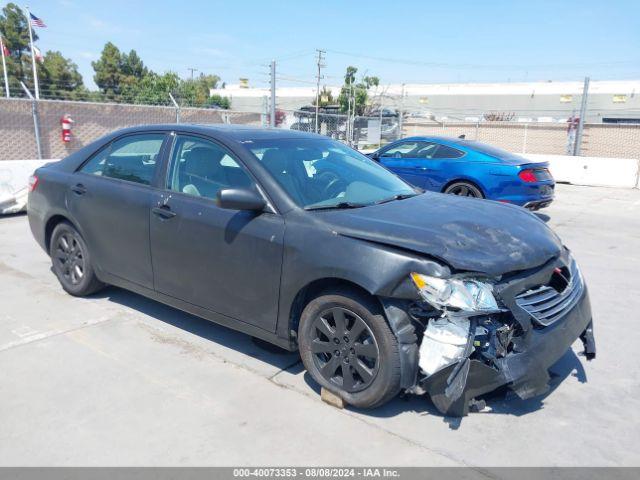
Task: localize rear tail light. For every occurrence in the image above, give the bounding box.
[28,175,39,192]
[518,169,537,183]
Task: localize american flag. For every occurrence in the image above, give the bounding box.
[29,13,46,28]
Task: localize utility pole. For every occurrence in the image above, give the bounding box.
[314,49,325,133]
[187,67,198,79]
[573,76,590,156]
[270,60,276,127]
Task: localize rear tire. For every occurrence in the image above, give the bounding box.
[49,221,105,297]
[298,289,401,408]
[443,181,484,198]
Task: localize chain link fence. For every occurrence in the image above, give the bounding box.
[403,120,640,158]
[1,97,639,160]
[0,97,262,160]
[276,109,402,148]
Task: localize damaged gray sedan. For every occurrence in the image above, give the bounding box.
[27,125,595,416]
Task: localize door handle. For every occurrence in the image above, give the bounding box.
[152,205,176,219]
[71,184,87,195]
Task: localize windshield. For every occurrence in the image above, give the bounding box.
[246,138,418,209]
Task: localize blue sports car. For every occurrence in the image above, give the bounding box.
[368,136,555,210]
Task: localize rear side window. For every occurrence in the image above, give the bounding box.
[433,145,465,159]
[80,134,165,185]
[459,140,523,161]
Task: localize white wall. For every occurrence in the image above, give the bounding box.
[0,159,53,214]
[523,154,640,188]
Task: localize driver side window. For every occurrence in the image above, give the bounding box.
[167,135,254,200]
[381,141,420,158]
[381,141,438,159]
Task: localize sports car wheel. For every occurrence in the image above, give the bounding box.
[444,182,484,198]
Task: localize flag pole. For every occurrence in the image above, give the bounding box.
[25,6,39,99]
[0,37,9,98]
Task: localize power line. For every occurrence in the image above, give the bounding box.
[324,48,640,71]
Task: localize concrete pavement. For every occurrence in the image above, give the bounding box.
[1,184,639,467]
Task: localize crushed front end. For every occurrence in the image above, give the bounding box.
[388,248,596,416]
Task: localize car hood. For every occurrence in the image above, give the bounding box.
[316,193,563,276]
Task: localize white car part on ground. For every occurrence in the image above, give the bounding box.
[418,316,470,376]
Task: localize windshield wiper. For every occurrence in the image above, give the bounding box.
[374,193,419,205]
[305,201,368,211]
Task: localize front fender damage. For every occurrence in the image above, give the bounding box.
[380,298,420,390]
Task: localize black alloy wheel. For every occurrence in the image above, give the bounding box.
[309,306,380,393]
[54,232,85,286]
[49,221,105,296]
[444,182,484,198]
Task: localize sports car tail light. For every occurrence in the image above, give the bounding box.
[518,169,537,183]
[28,175,39,192]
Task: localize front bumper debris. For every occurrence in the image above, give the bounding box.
[420,286,594,416]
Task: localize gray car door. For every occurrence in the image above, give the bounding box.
[149,134,285,333]
[68,133,168,289]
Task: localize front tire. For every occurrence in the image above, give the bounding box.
[49,221,105,296]
[298,290,401,408]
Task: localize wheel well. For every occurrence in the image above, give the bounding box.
[441,178,485,197]
[289,278,378,337]
[44,214,71,252]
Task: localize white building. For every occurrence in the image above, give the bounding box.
[211,80,640,123]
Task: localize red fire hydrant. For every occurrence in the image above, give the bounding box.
[60,114,73,143]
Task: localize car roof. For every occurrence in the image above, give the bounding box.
[400,135,470,146]
[112,123,326,143]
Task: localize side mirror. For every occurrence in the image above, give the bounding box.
[367,152,380,161]
[217,188,266,212]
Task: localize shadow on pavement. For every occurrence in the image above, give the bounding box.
[311,349,587,430]
[92,285,587,429]
[93,285,299,371]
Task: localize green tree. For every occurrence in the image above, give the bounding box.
[39,51,84,98]
[92,42,125,96]
[121,71,180,104]
[205,94,230,109]
[121,49,148,82]
[178,73,221,106]
[337,66,379,115]
[0,2,38,90]
[312,86,335,107]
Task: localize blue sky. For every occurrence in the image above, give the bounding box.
[20,0,640,90]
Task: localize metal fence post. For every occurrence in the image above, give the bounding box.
[168,93,180,123]
[270,60,276,127]
[574,76,590,156]
[20,82,42,159]
[261,96,268,127]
